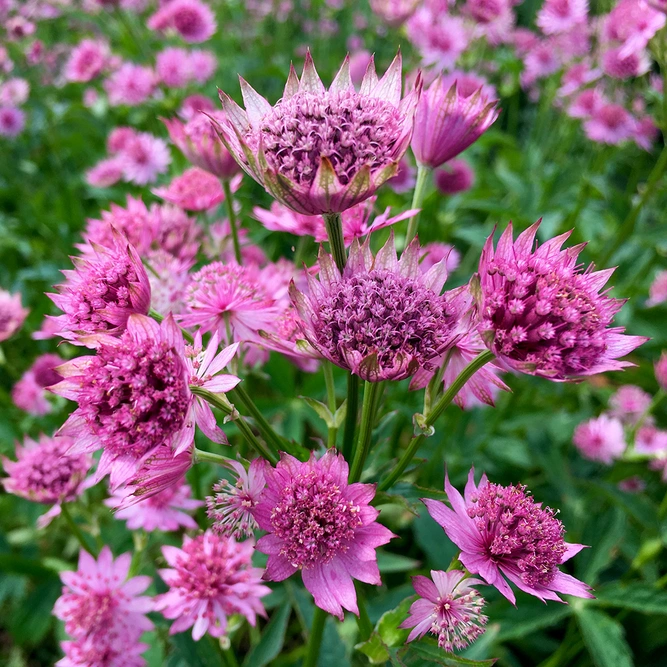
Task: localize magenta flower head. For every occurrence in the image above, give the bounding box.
[253,450,395,620]
[47,230,151,343]
[0,288,28,342]
[214,51,421,215]
[153,167,240,212]
[290,234,468,382]
[572,414,626,464]
[655,352,667,391]
[147,0,217,43]
[424,469,594,604]
[411,76,499,170]
[162,112,240,180]
[400,570,487,651]
[475,221,648,380]
[12,352,63,416]
[155,531,270,640]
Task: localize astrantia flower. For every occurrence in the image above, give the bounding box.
[214,52,420,215]
[51,315,194,489]
[57,633,149,667]
[536,0,588,35]
[104,63,155,106]
[86,157,124,187]
[603,0,665,59]
[118,132,171,185]
[64,39,109,82]
[655,352,667,391]
[0,289,28,342]
[253,450,394,619]
[386,156,417,193]
[420,242,461,274]
[407,10,470,70]
[400,570,487,651]
[435,159,475,195]
[647,270,667,307]
[105,478,203,532]
[0,106,25,137]
[411,76,499,169]
[12,353,63,415]
[163,112,240,180]
[584,104,636,145]
[424,469,593,603]
[156,47,193,88]
[148,0,217,43]
[155,531,270,640]
[609,385,652,425]
[567,88,606,119]
[54,546,154,640]
[291,235,467,382]
[572,414,626,464]
[153,167,239,212]
[475,221,647,380]
[206,458,266,538]
[2,434,91,527]
[0,78,29,106]
[369,0,419,26]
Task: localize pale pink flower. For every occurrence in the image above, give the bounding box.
[57,633,149,667]
[0,77,29,105]
[386,156,417,193]
[107,127,137,154]
[512,27,540,54]
[156,47,192,88]
[369,0,419,26]
[215,52,420,215]
[602,46,650,79]
[609,385,652,425]
[464,0,511,25]
[0,106,25,137]
[400,570,487,651]
[420,242,461,274]
[104,63,155,106]
[349,50,373,86]
[11,353,62,415]
[618,476,646,493]
[567,88,606,119]
[603,0,665,59]
[558,62,602,97]
[424,469,593,603]
[635,424,667,454]
[441,70,497,102]
[86,157,124,187]
[206,458,267,538]
[156,532,270,639]
[0,288,28,341]
[407,10,469,70]
[148,0,217,43]
[64,39,109,82]
[204,220,267,265]
[634,116,659,150]
[435,159,475,194]
[153,167,238,211]
[105,478,203,531]
[572,414,627,464]
[179,93,215,120]
[188,49,216,83]
[655,352,667,390]
[118,132,171,185]
[647,271,667,307]
[146,250,192,316]
[521,41,561,87]
[254,450,395,619]
[537,0,588,35]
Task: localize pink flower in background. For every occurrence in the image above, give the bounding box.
[647,270,667,306]
[188,49,217,83]
[291,235,468,382]
[401,570,487,651]
[602,46,650,79]
[369,0,419,26]
[634,116,659,150]
[254,450,395,619]
[206,458,267,538]
[655,352,667,390]
[57,633,149,667]
[635,425,667,454]
[148,0,217,43]
[521,41,561,87]
[156,47,193,87]
[54,546,154,641]
[424,469,593,603]
[0,288,28,341]
[411,76,498,169]
[435,159,475,194]
[386,156,417,193]
[567,88,606,119]
[348,49,373,85]
[440,70,497,102]
[156,532,270,639]
[12,353,63,415]
[0,78,29,105]
[536,0,588,35]
[609,385,652,424]
[105,478,203,531]
[153,167,238,211]
[2,434,91,527]
[107,127,136,154]
[464,0,511,24]
[179,94,216,120]
[603,0,665,59]
[146,250,192,316]
[407,10,469,70]
[104,63,155,106]
[0,106,25,137]
[64,39,109,82]
[558,62,602,97]
[86,157,124,187]
[420,242,461,274]
[572,415,627,464]
[253,202,322,237]
[118,132,171,185]
[215,52,420,215]
[476,221,647,380]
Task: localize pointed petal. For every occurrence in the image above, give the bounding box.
[239,77,273,130]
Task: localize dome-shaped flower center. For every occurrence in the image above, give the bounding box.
[270,469,362,569]
[255,90,405,187]
[314,269,453,373]
[78,335,189,460]
[467,483,566,588]
[25,448,86,502]
[66,588,120,637]
[432,589,487,651]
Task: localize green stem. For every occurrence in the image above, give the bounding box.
[223,646,240,667]
[60,504,96,556]
[304,607,327,667]
[323,362,338,450]
[293,235,309,266]
[323,212,347,271]
[404,163,431,244]
[194,447,232,465]
[129,530,147,577]
[342,374,360,461]
[231,384,283,460]
[378,351,495,492]
[355,583,373,642]
[349,381,385,483]
[223,179,243,264]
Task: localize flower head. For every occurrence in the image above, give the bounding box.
[584,104,636,145]
[64,39,109,82]
[12,353,63,415]
[291,235,467,382]
[253,450,394,619]
[118,132,171,185]
[407,10,470,70]
[0,106,25,137]
[0,288,28,342]
[155,531,270,639]
[215,52,420,215]
[400,570,487,651]
[153,167,239,212]
[647,270,667,307]
[655,352,667,391]
[104,63,155,106]
[609,385,652,424]
[156,47,193,88]
[57,633,149,667]
[369,0,419,26]
[411,76,499,169]
[424,469,593,603]
[148,0,217,43]
[435,159,475,195]
[86,158,124,187]
[475,221,647,380]
[573,414,627,464]
[206,458,266,538]
[536,0,588,35]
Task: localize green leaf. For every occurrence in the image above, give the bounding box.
[8,579,60,645]
[377,550,420,573]
[167,633,224,667]
[577,507,627,584]
[301,396,335,427]
[333,399,347,429]
[242,600,291,667]
[405,642,498,666]
[376,597,414,648]
[595,583,667,615]
[576,608,633,667]
[356,632,392,664]
[495,603,571,641]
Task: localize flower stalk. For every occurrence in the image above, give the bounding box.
[349,381,385,483]
[323,362,339,449]
[323,212,347,272]
[303,607,327,667]
[404,163,430,244]
[60,503,97,556]
[222,178,243,264]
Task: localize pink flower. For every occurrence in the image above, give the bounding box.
[156,47,193,88]
[215,52,420,215]
[407,10,469,70]
[0,288,28,341]
[155,532,270,639]
[369,0,419,26]
[603,0,665,59]
[573,414,627,464]
[435,159,475,194]
[635,425,667,454]
[609,385,652,425]
[153,167,237,211]
[567,88,606,119]
[2,434,91,527]
[521,41,561,88]
[11,353,63,415]
[424,469,593,604]
[476,221,647,380]
[188,49,217,83]
[253,450,394,619]
[386,156,417,193]
[634,116,659,151]
[601,46,650,79]
[148,0,217,43]
[291,235,468,382]
[558,62,602,97]
[0,77,29,105]
[411,76,498,169]
[655,352,667,391]
[146,250,192,316]
[53,546,154,642]
[180,94,216,120]
[441,70,498,102]
[536,0,588,35]
[647,270,667,307]
[162,112,240,180]
[64,39,109,82]
[57,633,149,667]
[105,478,203,531]
[0,105,25,137]
[400,570,487,651]
[420,242,461,274]
[86,157,124,187]
[206,458,267,538]
[104,63,155,106]
[118,132,171,185]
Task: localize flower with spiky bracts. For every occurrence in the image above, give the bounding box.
[474,221,647,381]
[214,51,421,215]
[0,288,28,342]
